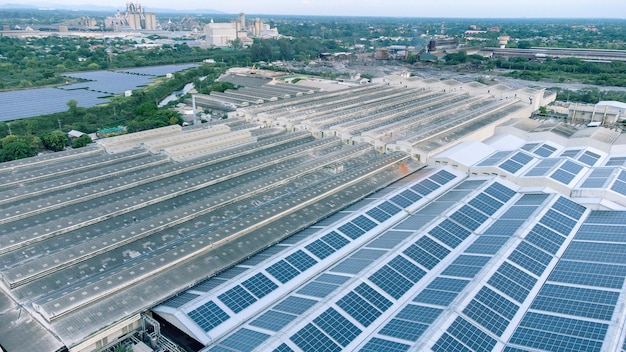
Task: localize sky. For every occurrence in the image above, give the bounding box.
[8,0,626,18]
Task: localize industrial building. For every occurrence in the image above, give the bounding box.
[204,13,279,48]
[105,2,157,31]
[3,73,626,352]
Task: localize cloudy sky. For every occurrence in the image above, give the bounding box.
[11,0,625,18]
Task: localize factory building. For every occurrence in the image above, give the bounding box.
[105,2,157,31]
[3,74,626,352]
[203,13,279,48]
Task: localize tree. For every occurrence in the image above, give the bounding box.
[66,99,78,117]
[0,135,40,161]
[72,134,92,148]
[41,131,68,152]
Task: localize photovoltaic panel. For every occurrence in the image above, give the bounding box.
[400,189,422,203]
[414,289,459,306]
[429,225,463,248]
[161,292,199,308]
[188,301,229,332]
[511,151,535,164]
[352,215,378,231]
[377,201,402,216]
[533,144,557,158]
[390,194,413,208]
[432,333,472,352]
[366,207,392,222]
[430,170,456,185]
[515,193,550,206]
[499,159,525,174]
[338,221,366,239]
[524,158,560,177]
[404,244,440,270]
[578,150,601,166]
[274,343,294,352]
[297,281,340,298]
[218,285,257,313]
[450,211,482,231]
[463,299,510,336]
[360,338,410,352]
[474,286,519,320]
[552,197,587,220]
[500,206,537,220]
[285,250,317,272]
[322,231,350,250]
[272,296,318,315]
[427,277,470,293]
[465,236,509,254]
[488,272,531,303]
[214,328,270,352]
[388,255,426,283]
[468,193,502,215]
[291,323,341,352]
[316,273,350,285]
[458,204,489,223]
[606,156,626,166]
[314,308,362,347]
[560,149,581,158]
[482,219,525,236]
[355,283,393,311]
[478,151,512,166]
[369,265,413,299]
[306,240,336,259]
[337,292,382,327]
[266,260,300,283]
[484,182,516,203]
[366,231,410,249]
[250,310,297,331]
[379,320,429,341]
[550,169,577,185]
[521,143,540,151]
[439,317,497,352]
[416,235,451,259]
[241,273,278,299]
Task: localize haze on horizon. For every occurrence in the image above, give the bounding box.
[5,0,625,18]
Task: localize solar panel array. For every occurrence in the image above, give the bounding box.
[0,87,109,121]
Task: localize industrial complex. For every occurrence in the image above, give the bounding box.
[4,72,626,352]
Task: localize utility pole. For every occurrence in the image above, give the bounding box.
[57,118,62,131]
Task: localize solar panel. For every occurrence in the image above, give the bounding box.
[322,231,350,250]
[404,244,440,270]
[314,308,362,347]
[483,183,516,203]
[379,320,429,341]
[366,207,391,222]
[390,194,413,208]
[478,150,512,166]
[352,215,378,231]
[266,260,300,283]
[160,292,199,308]
[463,300,510,336]
[524,158,561,177]
[560,149,581,158]
[337,292,382,327]
[291,323,341,352]
[338,222,366,239]
[366,231,410,249]
[273,343,295,352]
[306,240,336,259]
[578,151,601,166]
[499,159,525,174]
[272,296,318,315]
[437,317,497,352]
[218,285,257,313]
[533,144,557,158]
[297,281,340,298]
[388,255,426,283]
[214,328,270,351]
[241,273,279,299]
[430,170,456,185]
[188,301,229,332]
[369,265,413,299]
[465,236,509,254]
[360,338,410,352]
[250,310,297,331]
[521,143,540,151]
[550,169,576,185]
[286,250,317,272]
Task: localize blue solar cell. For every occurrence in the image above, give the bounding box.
[432,333,472,352]
[314,308,362,347]
[414,289,459,306]
[297,281,340,298]
[519,312,609,341]
[482,219,525,236]
[427,277,470,292]
[446,317,498,352]
[273,343,294,352]
[463,300,510,336]
[478,150,512,166]
[291,323,341,352]
[440,264,484,278]
[561,160,584,174]
[188,301,229,332]
[525,231,561,254]
[550,169,576,184]
[416,236,451,259]
[390,194,413,208]
[366,207,391,222]
[533,145,556,158]
[465,236,509,255]
[516,193,550,206]
[242,273,279,299]
[286,250,318,272]
[611,180,626,196]
[355,283,392,311]
[396,304,443,323]
[509,327,603,352]
[540,284,619,305]
[468,193,502,215]
[553,197,587,220]
[404,244,439,269]
[429,225,463,248]
[388,255,426,283]
[498,262,537,290]
[508,249,547,276]
[267,260,300,283]
[420,179,440,191]
[450,211,482,231]
[361,338,410,352]
[512,151,534,164]
[400,189,422,203]
[250,310,297,331]
[499,159,525,174]
[500,206,538,220]
[484,182,516,203]
[216,328,270,352]
[522,143,540,151]
[378,201,402,216]
[273,296,318,315]
[578,151,600,166]
[488,272,531,303]
[544,208,578,229]
[306,240,336,260]
[161,292,198,308]
[459,204,489,222]
[337,292,382,327]
[560,149,581,158]
[475,286,519,320]
[380,319,429,341]
[218,285,257,313]
[369,265,413,299]
[548,270,624,289]
[338,222,366,239]
[322,231,350,250]
[430,170,455,185]
[439,219,472,241]
[352,215,378,231]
